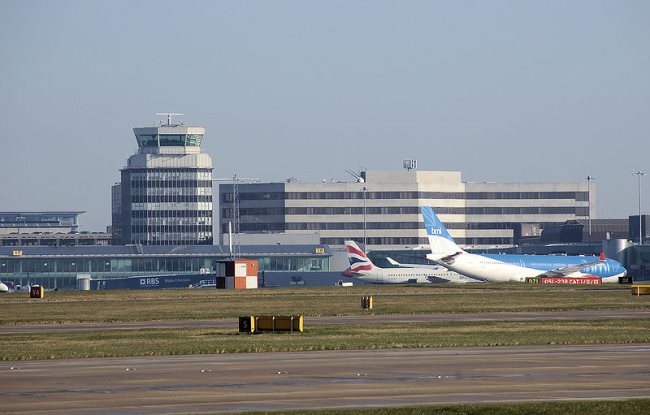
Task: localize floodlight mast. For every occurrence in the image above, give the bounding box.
[586,175,595,244]
[634,171,646,245]
[213,175,260,258]
[346,169,368,252]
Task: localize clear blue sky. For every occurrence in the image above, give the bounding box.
[1,0,648,230]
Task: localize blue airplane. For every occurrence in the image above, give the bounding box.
[421,206,627,283]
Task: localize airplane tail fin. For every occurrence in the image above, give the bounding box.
[344,240,375,274]
[420,207,463,259]
[385,257,400,266]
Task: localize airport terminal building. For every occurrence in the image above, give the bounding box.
[219,170,593,250]
[0,244,332,290]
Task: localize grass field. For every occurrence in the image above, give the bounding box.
[2,319,650,360]
[1,284,649,360]
[0,284,647,325]
[246,399,650,415]
[2,285,648,415]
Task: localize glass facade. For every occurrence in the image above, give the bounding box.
[0,252,330,290]
[136,134,204,147]
[121,168,213,245]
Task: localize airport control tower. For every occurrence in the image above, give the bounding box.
[112,113,213,245]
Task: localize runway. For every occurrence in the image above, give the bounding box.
[4,343,650,414]
[3,309,650,334]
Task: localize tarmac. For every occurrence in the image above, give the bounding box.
[3,343,650,414]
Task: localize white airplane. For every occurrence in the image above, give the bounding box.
[342,240,479,284]
[421,206,628,283]
[0,281,8,293]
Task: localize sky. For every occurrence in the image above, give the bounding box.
[0,0,649,231]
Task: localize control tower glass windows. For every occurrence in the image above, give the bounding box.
[186,134,202,146]
[135,134,204,148]
[159,135,185,146]
[138,135,158,147]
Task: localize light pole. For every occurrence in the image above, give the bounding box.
[634,171,646,245]
[586,176,594,245]
[362,187,367,253]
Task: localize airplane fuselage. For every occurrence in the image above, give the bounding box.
[346,266,476,284]
[429,252,627,283]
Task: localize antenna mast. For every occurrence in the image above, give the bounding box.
[155,112,184,126]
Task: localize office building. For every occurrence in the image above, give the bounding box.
[0,211,111,246]
[112,115,213,245]
[629,215,649,245]
[0,211,82,234]
[219,169,593,250]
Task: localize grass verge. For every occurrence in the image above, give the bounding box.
[2,319,650,360]
[1,284,648,325]
[245,399,650,415]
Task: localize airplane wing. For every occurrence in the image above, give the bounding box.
[538,254,605,278]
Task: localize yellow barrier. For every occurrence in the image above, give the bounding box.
[29,285,44,299]
[239,315,303,333]
[361,295,373,310]
[238,316,255,333]
[631,285,650,296]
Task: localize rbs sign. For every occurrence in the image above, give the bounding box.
[139,278,160,287]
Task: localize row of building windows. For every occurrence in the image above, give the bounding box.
[0,257,212,274]
[131,202,212,211]
[131,210,212,218]
[0,256,328,277]
[130,237,213,246]
[130,180,213,189]
[129,188,212,196]
[282,222,534,231]
[322,237,513,246]
[138,134,204,147]
[131,225,213,233]
[222,206,587,218]
[224,221,552,233]
[130,195,213,203]
[227,223,285,232]
[226,191,588,202]
[467,207,588,215]
[130,218,211,226]
[128,168,212,177]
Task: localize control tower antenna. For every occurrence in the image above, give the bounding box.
[155,112,184,126]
